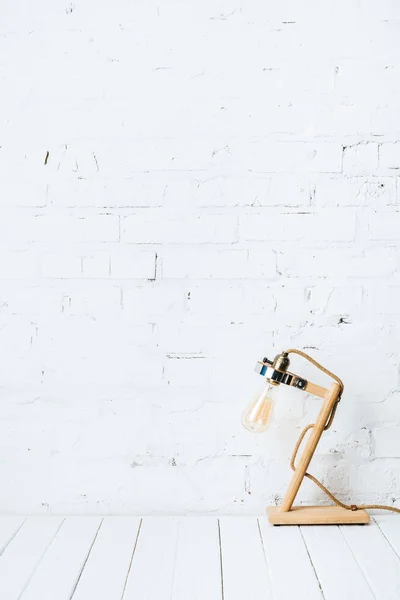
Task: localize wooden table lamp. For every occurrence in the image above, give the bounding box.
[242,348,400,525]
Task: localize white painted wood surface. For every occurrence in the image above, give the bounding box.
[375,514,400,558]
[0,517,63,600]
[0,516,398,599]
[258,519,323,600]
[341,520,400,600]
[219,517,273,600]
[72,517,141,600]
[301,524,376,600]
[171,518,222,600]
[0,518,25,555]
[19,517,102,600]
[122,517,180,600]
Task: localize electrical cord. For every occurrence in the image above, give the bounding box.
[286,348,400,514]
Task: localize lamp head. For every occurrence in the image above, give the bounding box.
[242,351,309,433]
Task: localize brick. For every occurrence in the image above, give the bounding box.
[161,248,276,279]
[61,286,122,318]
[241,211,356,242]
[245,284,306,318]
[0,182,47,207]
[279,247,396,278]
[306,286,363,315]
[186,283,246,322]
[262,175,312,207]
[41,252,82,279]
[163,356,210,385]
[40,317,157,357]
[0,316,39,357]
[48,176,164,208]
[110,248,156,279]
[53,140,211,175]
[1,214,120,243]
[0,285,61,315]
[81,252,110,278]
[122,282,186,322]
[315,176,396,207]
[233,141,342,173]
[0,247,38,278]
[122,214,238,244]
[374,424,400,458]
[0,145,45,179]
[170,175,311,208]
[369,287,400,314]
[369,211,400,240]
[343,143,378,176]
[42,250,110,280]
[379,142,400,174]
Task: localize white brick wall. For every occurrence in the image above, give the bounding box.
[0,0,399,515]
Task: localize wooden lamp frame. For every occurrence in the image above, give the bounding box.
[256,356,370,526]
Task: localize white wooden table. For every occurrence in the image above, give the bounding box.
[0,515,398,600]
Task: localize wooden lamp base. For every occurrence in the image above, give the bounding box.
[267,505,370,525]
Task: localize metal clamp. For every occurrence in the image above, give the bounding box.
[255,360,308,392]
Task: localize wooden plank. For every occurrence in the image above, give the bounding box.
[123,517,179,600]
[341,519,400,600]
[219,517,273,600]
[259,519,323,600]
[171,518,222,600]
[20,517,102,600]
[0,518,25,556]
[375,515,400,558]
[301,525,375,600]
[72,517,141,600]
[0,517,63,600]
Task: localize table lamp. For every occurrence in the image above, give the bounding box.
[242,348,400,525]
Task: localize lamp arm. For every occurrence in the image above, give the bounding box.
[277,348,344,511]
[284,347,344,398]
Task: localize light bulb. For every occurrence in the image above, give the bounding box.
[241,384,275,433]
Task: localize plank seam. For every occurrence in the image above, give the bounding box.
[298,526,327,600]
[338,525,378,600]
[373,517,400,560]
[168,519,180,600]
[121,517,143,600]
[257,518,275,599]
[217,519,224,600]
[16,518,66,600]
[69,518,104,600]
[0,518,27,557]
